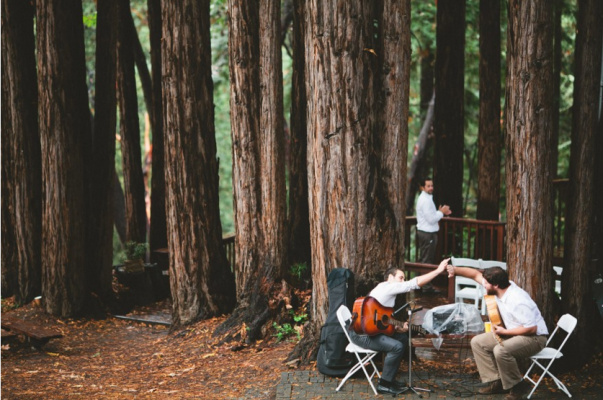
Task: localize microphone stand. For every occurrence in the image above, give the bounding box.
[399,304,431,397]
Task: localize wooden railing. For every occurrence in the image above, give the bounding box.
[404,216,506,262]
[222,233,235,270]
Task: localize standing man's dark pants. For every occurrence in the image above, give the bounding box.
[417,230,438,264]
[349,330,408,382]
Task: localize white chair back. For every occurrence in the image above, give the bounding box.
[479,260,507,270]
[336,305,354,342]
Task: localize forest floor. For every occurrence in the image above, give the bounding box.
[2,294,603,399]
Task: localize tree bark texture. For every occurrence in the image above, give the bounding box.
[476,0,501,221]
[113,171,127,244]
[87,0,118,298]
[117,0,148,244]
[148,0,168,256]
[407,92,435,216]
[1,0,42,304]
[162,0,236,326]
[305,0,411,328]
[221,0,287,341]
[562,0,603,369]
[434,0,465,216]
[36,0,89,316]
[505,0,554,324]
[420,45,434,116]
[287,0,311,269]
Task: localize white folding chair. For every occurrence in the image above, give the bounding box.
[523,314,577,399]
[451,257,485,314]
[335,305,381,395]
[479,259,507,271]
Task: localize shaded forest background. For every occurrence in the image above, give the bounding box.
[81,0,577,262]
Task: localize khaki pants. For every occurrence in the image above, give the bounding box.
[471,332,547,390]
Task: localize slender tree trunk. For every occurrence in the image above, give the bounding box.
[148,0,167,256]
[505,0,555,324]
[113,171,127,244]
[407,92,435,216]
[551,0,564,178]
[476,0,501,221]
[36,0,89,317]
[562,0,603,370]
[287,0,311,270]
[217,0,287,342]
[305,0,410,330]
[420,45,434,116]
[162,0,236,326]
[117,0,147,244]
[129,14,153,126]
[1,0,41,304]
[87,0,118,299]
[434,0,465,215]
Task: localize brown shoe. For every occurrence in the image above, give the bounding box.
[504,380,530,400]
[478,379,509,395]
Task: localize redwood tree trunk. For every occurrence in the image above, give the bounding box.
[36,0,90,316]
[434,0,465,215]
[2,0,42,304]
[476,0,501,221]
[87,0,118,298]
[1,0,41,304]
[305,0,410,329]
[562,0,603,369]
[217,0,287,342]
[162,0,236,326]
[505,0,554,324]
[287,0,311,270]
[148,0,167,257]
[117,0,147,244]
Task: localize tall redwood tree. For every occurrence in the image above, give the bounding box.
[217,0,288,341]
[505,0,555,324]
[36,0,90,316]
[304,0,411,331]
[476,0,502,221]
[162,0,236,326]
[562,0,603,369]
[1,0,41,304]
[433,0,465,216]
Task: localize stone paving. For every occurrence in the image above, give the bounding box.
[275,369,602,399]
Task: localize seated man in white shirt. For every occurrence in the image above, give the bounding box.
[349,258,450,395]
[446,265,548,400]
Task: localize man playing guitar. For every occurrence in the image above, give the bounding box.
[348,258,449,396]
[447,265,548,400]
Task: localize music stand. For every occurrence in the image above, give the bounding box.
[399,305,431,397]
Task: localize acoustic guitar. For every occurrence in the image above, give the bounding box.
[351,296,427,336]
[484,294,505,346]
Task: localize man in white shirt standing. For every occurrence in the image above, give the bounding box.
[349,258,450,395]
[416,178,451,292]
[446,265,548,400]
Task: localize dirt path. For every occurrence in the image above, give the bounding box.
[1,300,298,399]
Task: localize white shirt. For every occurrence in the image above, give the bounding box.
[369,278,420,307]
[496,281,549,335]
[416,191,443,232]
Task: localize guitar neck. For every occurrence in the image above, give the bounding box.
[390,318,425,335]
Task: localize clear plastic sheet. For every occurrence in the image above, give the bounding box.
[421,303,485,350]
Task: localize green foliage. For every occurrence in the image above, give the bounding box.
[83,12,97,28]
[272,322,300,342]
[290,263,307,281]
[122,241,148,261]
[290,310,308,324]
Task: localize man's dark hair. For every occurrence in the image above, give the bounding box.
[483,267,510,289]
[421,177,433,187]
[384,266,402,281]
